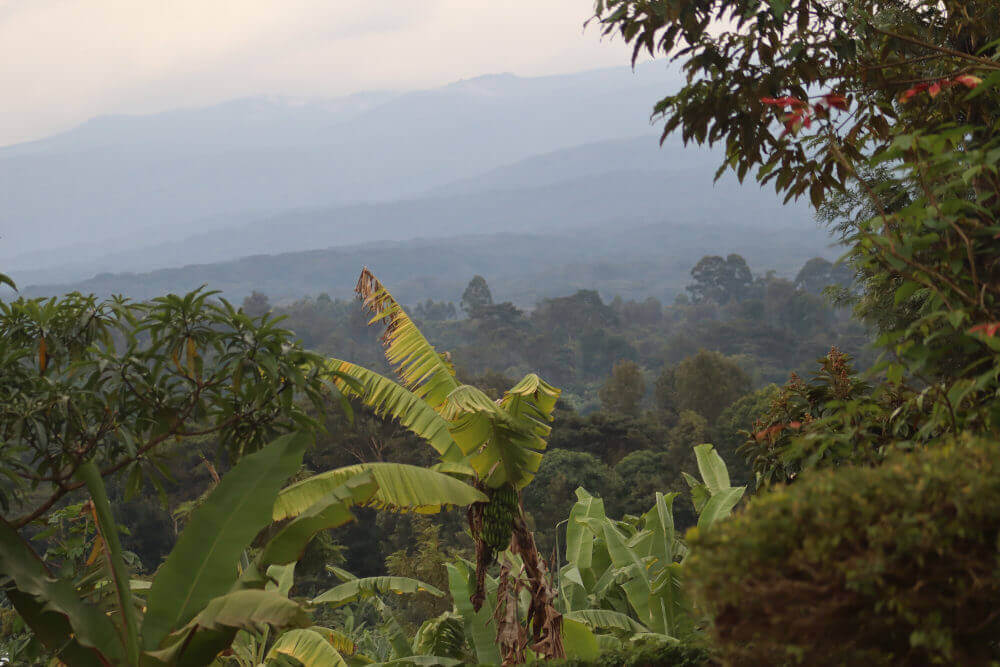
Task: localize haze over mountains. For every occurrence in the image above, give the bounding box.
[2,65,835,303]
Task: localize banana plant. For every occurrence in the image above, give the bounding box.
[556,444,745,646]
[0,432,487,666]
[327,268,565,662]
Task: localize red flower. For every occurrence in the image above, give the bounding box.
[761,96,805,108]
[954,74,983,89]
[969,322,1000,337]
[821,94,848,110]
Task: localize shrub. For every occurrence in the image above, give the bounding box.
[686,436,1000,665]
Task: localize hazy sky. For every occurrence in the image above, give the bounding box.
[0,0,636,147]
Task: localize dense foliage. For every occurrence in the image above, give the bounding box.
[687,436,1000,664]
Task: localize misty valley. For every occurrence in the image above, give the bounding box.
[2,1,1000,665]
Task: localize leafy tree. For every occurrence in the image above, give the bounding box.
[653,366,678,417]
[522,449,613,547]
[673,350,751,422]
[0,289,327,527]
[240,290,271,318]
[460,275,493,317]
[597,360,646,416]
[794,257,853,295]
[686,254,754,304]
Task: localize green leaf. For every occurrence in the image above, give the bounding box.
[267,628,350,666]
[312,576,444,608]
[354,268,460,410]
[564,609,649,634]
[693,443,730,494]
[259,473,376,568]
[273,463,486,520]
[145,590,311,665]
[142,432,311,649]
[561,617,601,661]
[328,359,462,460]
[76,462,140,665]
[445,560,500,665]
[0,519,123,664]
[696,486,745,531]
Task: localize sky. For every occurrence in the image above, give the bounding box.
[0,0,638,147]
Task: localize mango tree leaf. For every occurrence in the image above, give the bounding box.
[141,431,311,649]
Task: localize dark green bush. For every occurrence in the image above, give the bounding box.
[686,436,1000,665]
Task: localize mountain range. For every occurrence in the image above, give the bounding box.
[1,65,834,304]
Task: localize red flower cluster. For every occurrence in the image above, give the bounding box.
[900,74,982,103]
[760,93,849,136]
[969,322,1000,337]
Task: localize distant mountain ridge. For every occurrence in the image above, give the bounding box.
[1,65,683,266]
[17,220,837,307]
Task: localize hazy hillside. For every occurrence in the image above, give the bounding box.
[5,133,812,287]
[17,221,837,306]
[0,66,682,269]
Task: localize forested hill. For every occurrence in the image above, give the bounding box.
[17,219,835,305]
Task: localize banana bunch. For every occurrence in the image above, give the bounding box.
[481,483,519,553]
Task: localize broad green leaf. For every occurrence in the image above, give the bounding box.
[273,463,486,520]
[561,617,601,661]
[445,560,501,665]
[259,473,376,568]
[696,486,745,531]
[77,462,140,665]
[267,628,349,666]
[328,359,461,460]
[641,492,680,565]
[354,268,459,410]
[145,590,311,665]
[564,487,606,583]
[0,519,123,664]
[312,576,444,608]
[142,432,310,649]
[564,609,649,634]
[693,443,730,494]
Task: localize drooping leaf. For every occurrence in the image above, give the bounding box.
[328,359,462,460]
[266,628,350,667]
[145,590,311,665]
[259,473,376,568]
[564,609,649,634]
[355,268,459,410]
[0,519,123,664]
[273,463,486,520]
[312,576,444,608]
[142,432,311,649]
